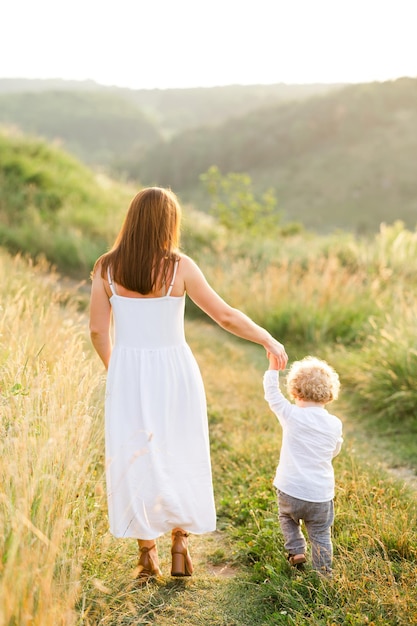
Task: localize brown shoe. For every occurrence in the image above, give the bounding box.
[171,528,193,577]
[288,553,306,567]
[137,544,162,582]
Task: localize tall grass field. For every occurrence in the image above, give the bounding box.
[1,223,417,625]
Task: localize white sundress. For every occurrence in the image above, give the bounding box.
[104,262,217,540]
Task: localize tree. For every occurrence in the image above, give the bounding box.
[200,166,283,236]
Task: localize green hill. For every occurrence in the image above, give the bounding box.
[0,130,133,274]
[136,77,417,233]
[0,78,343,137]
[0,90,161,167]
[123,83,345,135]
[1,77,416,233]
[0,130,217,276]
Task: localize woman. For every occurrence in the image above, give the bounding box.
[89,187,288,581]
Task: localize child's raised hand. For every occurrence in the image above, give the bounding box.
[266,340,288,370]
[266,351,281,371]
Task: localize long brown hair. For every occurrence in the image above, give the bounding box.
[96,187,181,294]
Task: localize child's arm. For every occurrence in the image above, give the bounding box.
[263,353,293,422]
[332,433,344,457]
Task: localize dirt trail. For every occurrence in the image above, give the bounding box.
[341,406,417,492]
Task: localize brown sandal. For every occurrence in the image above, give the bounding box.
[137,544,162,581]
[171,528,193,577]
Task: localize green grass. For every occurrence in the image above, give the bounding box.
[0,129,134,275]
[2,215,417,623]
[192,326,417,625]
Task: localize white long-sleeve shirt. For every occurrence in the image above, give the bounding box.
[263,370,343,502]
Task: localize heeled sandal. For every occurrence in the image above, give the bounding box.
[171,528,194,577]
[137,544,162,581]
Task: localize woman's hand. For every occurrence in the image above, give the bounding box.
[266,340,288,370]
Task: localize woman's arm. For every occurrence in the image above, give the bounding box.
[181,255,288,369]
[89,263,113,369]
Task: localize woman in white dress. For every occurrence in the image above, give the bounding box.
[89,187,288,581]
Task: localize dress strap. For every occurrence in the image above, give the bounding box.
[107,267,117,296]
[166,260,179,297]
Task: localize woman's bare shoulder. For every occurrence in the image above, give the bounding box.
[92,254,108,277]
[90,257,113,297]
[178,253,199,271]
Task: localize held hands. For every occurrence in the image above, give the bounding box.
[266,342,288,371]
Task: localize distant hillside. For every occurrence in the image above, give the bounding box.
[0,78,344,137]
[135,77,417,233]
[0,90,161,167]
[122,83,346,135]
[0,130,220,275]
[1,77,415,234]
[0,78,107,93]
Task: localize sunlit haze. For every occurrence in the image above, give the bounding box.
[1,0,416,89]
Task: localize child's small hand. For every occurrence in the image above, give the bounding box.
[266,351,280,371]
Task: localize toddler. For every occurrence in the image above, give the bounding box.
[263,354,343,576]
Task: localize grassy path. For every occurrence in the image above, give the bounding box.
[78,531,254,626]
[79,316,417,625]
[78,319,281,625]
[2,258,416,625]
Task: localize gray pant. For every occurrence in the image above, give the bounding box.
[277,490,334,574]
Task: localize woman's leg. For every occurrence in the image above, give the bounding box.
[171,528,193,576]
[137,539,162,579]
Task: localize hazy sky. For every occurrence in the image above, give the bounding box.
[1,0,416,90]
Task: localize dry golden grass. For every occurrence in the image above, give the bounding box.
[0,252,105,625]
[2,246,417,625]
[0,252,269,625]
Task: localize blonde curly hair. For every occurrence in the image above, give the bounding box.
[286,356,340,404]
